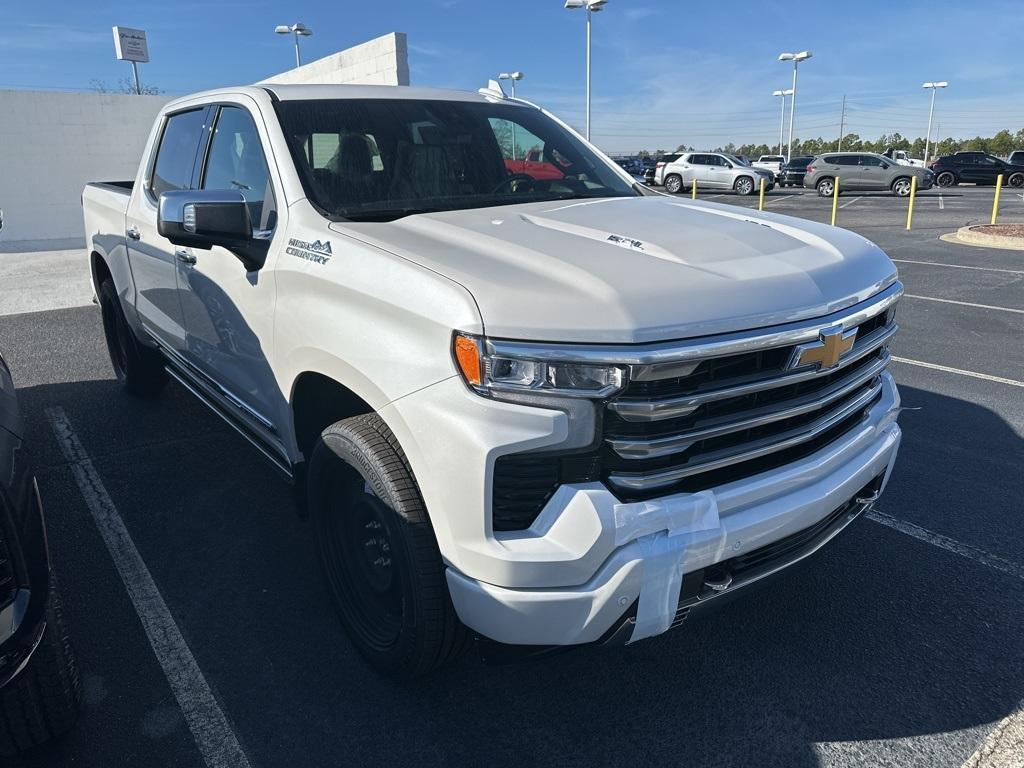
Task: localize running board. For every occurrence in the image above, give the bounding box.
[163,365,294,480]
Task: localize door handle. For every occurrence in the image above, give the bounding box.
[175,249,197,265]
[127,226,141,241]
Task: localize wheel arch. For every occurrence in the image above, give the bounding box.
[290,370,378,464]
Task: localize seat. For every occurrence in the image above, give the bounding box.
[387,142,465,202]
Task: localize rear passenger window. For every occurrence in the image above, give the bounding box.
[150,109,208,198]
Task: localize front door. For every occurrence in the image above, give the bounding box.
[175,103,287,450]
[126,106,211,353]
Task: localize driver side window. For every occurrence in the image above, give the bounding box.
[202,106,277,230]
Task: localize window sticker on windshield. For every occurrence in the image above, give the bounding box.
[607,234,645,252]
[287,237,333,265]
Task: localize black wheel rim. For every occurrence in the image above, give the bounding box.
[321,474,403,651]
[938,173,954,187]
[1011,175,1024,188]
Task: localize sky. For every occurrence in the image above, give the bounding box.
[2,0,1023,153]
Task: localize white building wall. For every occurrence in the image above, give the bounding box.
[259,32,409,87]
[0,91,169,245]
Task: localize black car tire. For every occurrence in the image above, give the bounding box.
[0,576,81,756]
[308,413,470,677]
[891,177,913,197]
[936,171,957,188]
[664,174,683,194]
[99,279,166,396]
[734,176,755,196]
[816,177,836,197]
[1008,172,1024,188]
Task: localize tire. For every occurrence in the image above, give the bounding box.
[308,413,470,677]
[891,177,913,197]
[0,577,81,756]
[1008,172,1024,188]
[664,174,683,194]
[98,279,166,396]
[936,171,957,188]
[734,176,755,196]
[816,177,836,197]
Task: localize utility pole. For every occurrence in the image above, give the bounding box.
[837,95,846,151]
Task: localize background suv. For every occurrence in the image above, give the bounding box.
[778,155,816,187]
[804,152,934,197]
[929,152,1024,188]
[661,152,775,195]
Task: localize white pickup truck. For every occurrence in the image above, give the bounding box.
[753,154,786,175]
[82,84,903,676]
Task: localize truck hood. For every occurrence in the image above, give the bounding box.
[331,195,898,343]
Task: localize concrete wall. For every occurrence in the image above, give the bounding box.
[259,32,409,87]
[0,91,169,245]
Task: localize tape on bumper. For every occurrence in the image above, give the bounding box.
[613,492,722,643]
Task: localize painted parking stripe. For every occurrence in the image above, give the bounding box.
[47,406,253,768]
[892,258,1024,276]
[839,196,862,208]
[891,357,1024,388]
[764,194,800,206]
[904,294,1024,315]
[867,509,1024,581]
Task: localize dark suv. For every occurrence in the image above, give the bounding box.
[929,152,1024,188]
[778,155,815,188]
[0,353,80,754]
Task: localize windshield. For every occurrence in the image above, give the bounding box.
[274,98,638,222]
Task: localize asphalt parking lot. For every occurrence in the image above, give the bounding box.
[2,184,1022,768]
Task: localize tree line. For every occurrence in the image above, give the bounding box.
[647,127,1024,160]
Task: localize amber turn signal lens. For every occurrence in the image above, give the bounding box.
[454,334,482,386]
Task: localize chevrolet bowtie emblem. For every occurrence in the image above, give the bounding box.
[789,326,857,370]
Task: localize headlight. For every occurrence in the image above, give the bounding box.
[454,333,626,398]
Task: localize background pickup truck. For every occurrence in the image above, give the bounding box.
[753,154,786,175]
[83,83,903,677]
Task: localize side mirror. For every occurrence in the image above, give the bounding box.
[157,190,269,271]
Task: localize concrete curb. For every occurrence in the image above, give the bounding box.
[948,225,1024,251]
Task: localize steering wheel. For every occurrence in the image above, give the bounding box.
[491,173,537,194]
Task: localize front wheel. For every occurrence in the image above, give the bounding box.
[664,174,683,194]
[1008,172,1024,188]
[936,171,957,187]
[891,177,913,197]
[734,176,755,196]
[308,414,470,677]
[816,177,836,197]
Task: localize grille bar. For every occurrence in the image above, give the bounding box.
[609,322,897,423]
[608,377,883,492]
[607,352,890,460]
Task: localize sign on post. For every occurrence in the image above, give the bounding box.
[112,26,149,95]
[112,27,149,62]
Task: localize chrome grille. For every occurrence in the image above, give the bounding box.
[602,284,901,497]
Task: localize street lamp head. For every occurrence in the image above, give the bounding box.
[778,52,794,61]
[922,81,948,89]
[794,50,811,61]
[275,25,291,34]
[772,88,794,97]
[276,23,312,36]
[565,0,607,9]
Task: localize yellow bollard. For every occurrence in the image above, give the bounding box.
[991,174,1003,224]
[830,177,840,226]
[905,175,918,230]
[691,178,697,200]
[758,177,766,211]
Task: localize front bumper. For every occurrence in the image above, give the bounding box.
[441,374,901,646]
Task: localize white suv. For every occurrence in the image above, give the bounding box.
[661,152,775,195]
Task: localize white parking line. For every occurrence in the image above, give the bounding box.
[867,509,1024,581]
[939,193,945,210]
[764,194,800,206]
[891,357,1024,388]
[839,196,862,208]
[892,258,1024,276]
[904,294,1024,315]
[46,407,253,768]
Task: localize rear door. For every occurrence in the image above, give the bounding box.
[174,102,287,451]
[828,155,860,189]
[126,106,212,353]
[956,153,984,183]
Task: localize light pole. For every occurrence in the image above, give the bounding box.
[564,0,608,141]
[772,89,793,157]
[275,23,313,68]
[498,72,524,160]
[778,51,812,160]
[922,81,948,165]
[498,71,523,98]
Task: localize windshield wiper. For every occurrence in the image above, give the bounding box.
[335,206,442,222]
